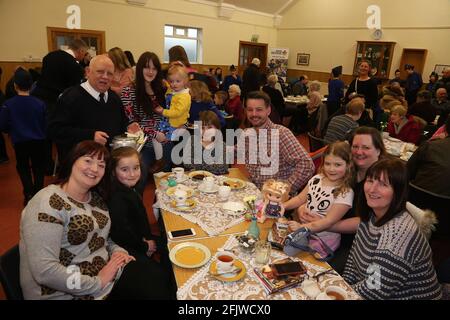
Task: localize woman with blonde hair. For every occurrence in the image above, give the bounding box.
[387,104,421,144]
[108,47,133,95]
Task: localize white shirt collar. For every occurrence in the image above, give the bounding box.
[80,81,109,102]
[64,49,79,63]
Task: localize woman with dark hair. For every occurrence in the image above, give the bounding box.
[19,141,174,299]
[343,158,441,299]
[168,45,197,74]
[121,52,171,184]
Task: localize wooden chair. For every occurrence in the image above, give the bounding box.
[307,132,328,152]
[308,145,328,174]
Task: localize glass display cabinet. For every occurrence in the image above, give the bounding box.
[353,41,396,80]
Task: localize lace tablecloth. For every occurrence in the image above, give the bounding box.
[157,175,261,236]
[177,236,360,300]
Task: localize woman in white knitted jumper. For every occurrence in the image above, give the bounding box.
[342,158,442,299]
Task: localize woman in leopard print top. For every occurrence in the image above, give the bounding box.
[19,141,174,299]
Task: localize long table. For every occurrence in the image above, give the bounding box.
[156,168,358,299]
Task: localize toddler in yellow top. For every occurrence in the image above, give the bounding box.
[155,65,191,140]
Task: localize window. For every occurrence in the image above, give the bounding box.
[164,24,202,64]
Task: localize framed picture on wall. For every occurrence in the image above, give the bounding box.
[297,53,310,66]
[434,64,450,76]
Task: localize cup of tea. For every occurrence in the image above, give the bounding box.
[325,286,347,300]
[203,176,215,191]
[174,189,188,207]
[172,167,184,181]
[216,252,235,272]
[218,185,231,201]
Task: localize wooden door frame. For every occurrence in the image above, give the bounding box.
[238,41,268,74]
[399,48,428,78]
[46,26,106,53]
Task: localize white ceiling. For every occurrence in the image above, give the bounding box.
[190,0,297,16]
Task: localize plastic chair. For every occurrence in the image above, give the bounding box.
[0,245,24,300]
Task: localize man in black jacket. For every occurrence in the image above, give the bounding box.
[48,55,128,163]
[242,58,262,100]
[32,39,88,173]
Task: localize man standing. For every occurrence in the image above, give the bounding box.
[32,39,88,173]
[32,39,87,108]
[242,58,262,100]
[405,64,423,106]
[240,91,314,194]
[48,55,128,162]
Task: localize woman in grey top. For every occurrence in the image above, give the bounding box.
[343,158,441,299]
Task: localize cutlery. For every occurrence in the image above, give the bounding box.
[313,269,338,279]
[210,267,242,276]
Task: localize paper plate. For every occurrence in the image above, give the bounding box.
[188,170,213,181]
[169,242,211,269]
[209,259,246,282]
[222,178,246,190]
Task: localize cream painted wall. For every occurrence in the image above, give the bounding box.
[278,0,450,79]
[0,0,277,65]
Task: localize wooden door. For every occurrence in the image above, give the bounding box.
[399,48,427,79]
[238,41,268,75]
[47,27,106,56]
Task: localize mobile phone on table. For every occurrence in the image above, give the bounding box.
[271,261,306,277]
[168,228,196,240]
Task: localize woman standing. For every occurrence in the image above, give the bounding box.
[343,158,441,299]
[108,47,134,95]
[121,52,171,183]
[345,60,379,114]
[19,141,174,299]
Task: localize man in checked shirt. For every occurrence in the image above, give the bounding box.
[238,91,314,195]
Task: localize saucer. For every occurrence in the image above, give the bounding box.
[209,259,246,282]
[198,183,219,193]
[170,199,197,211]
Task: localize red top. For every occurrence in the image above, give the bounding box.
[225,96,244,123]
[387,115,422,145]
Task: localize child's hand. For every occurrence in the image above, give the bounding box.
[155,131,168,143]
[287,221,302,232]
[154,106,164,114]
[297,205,321,224]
